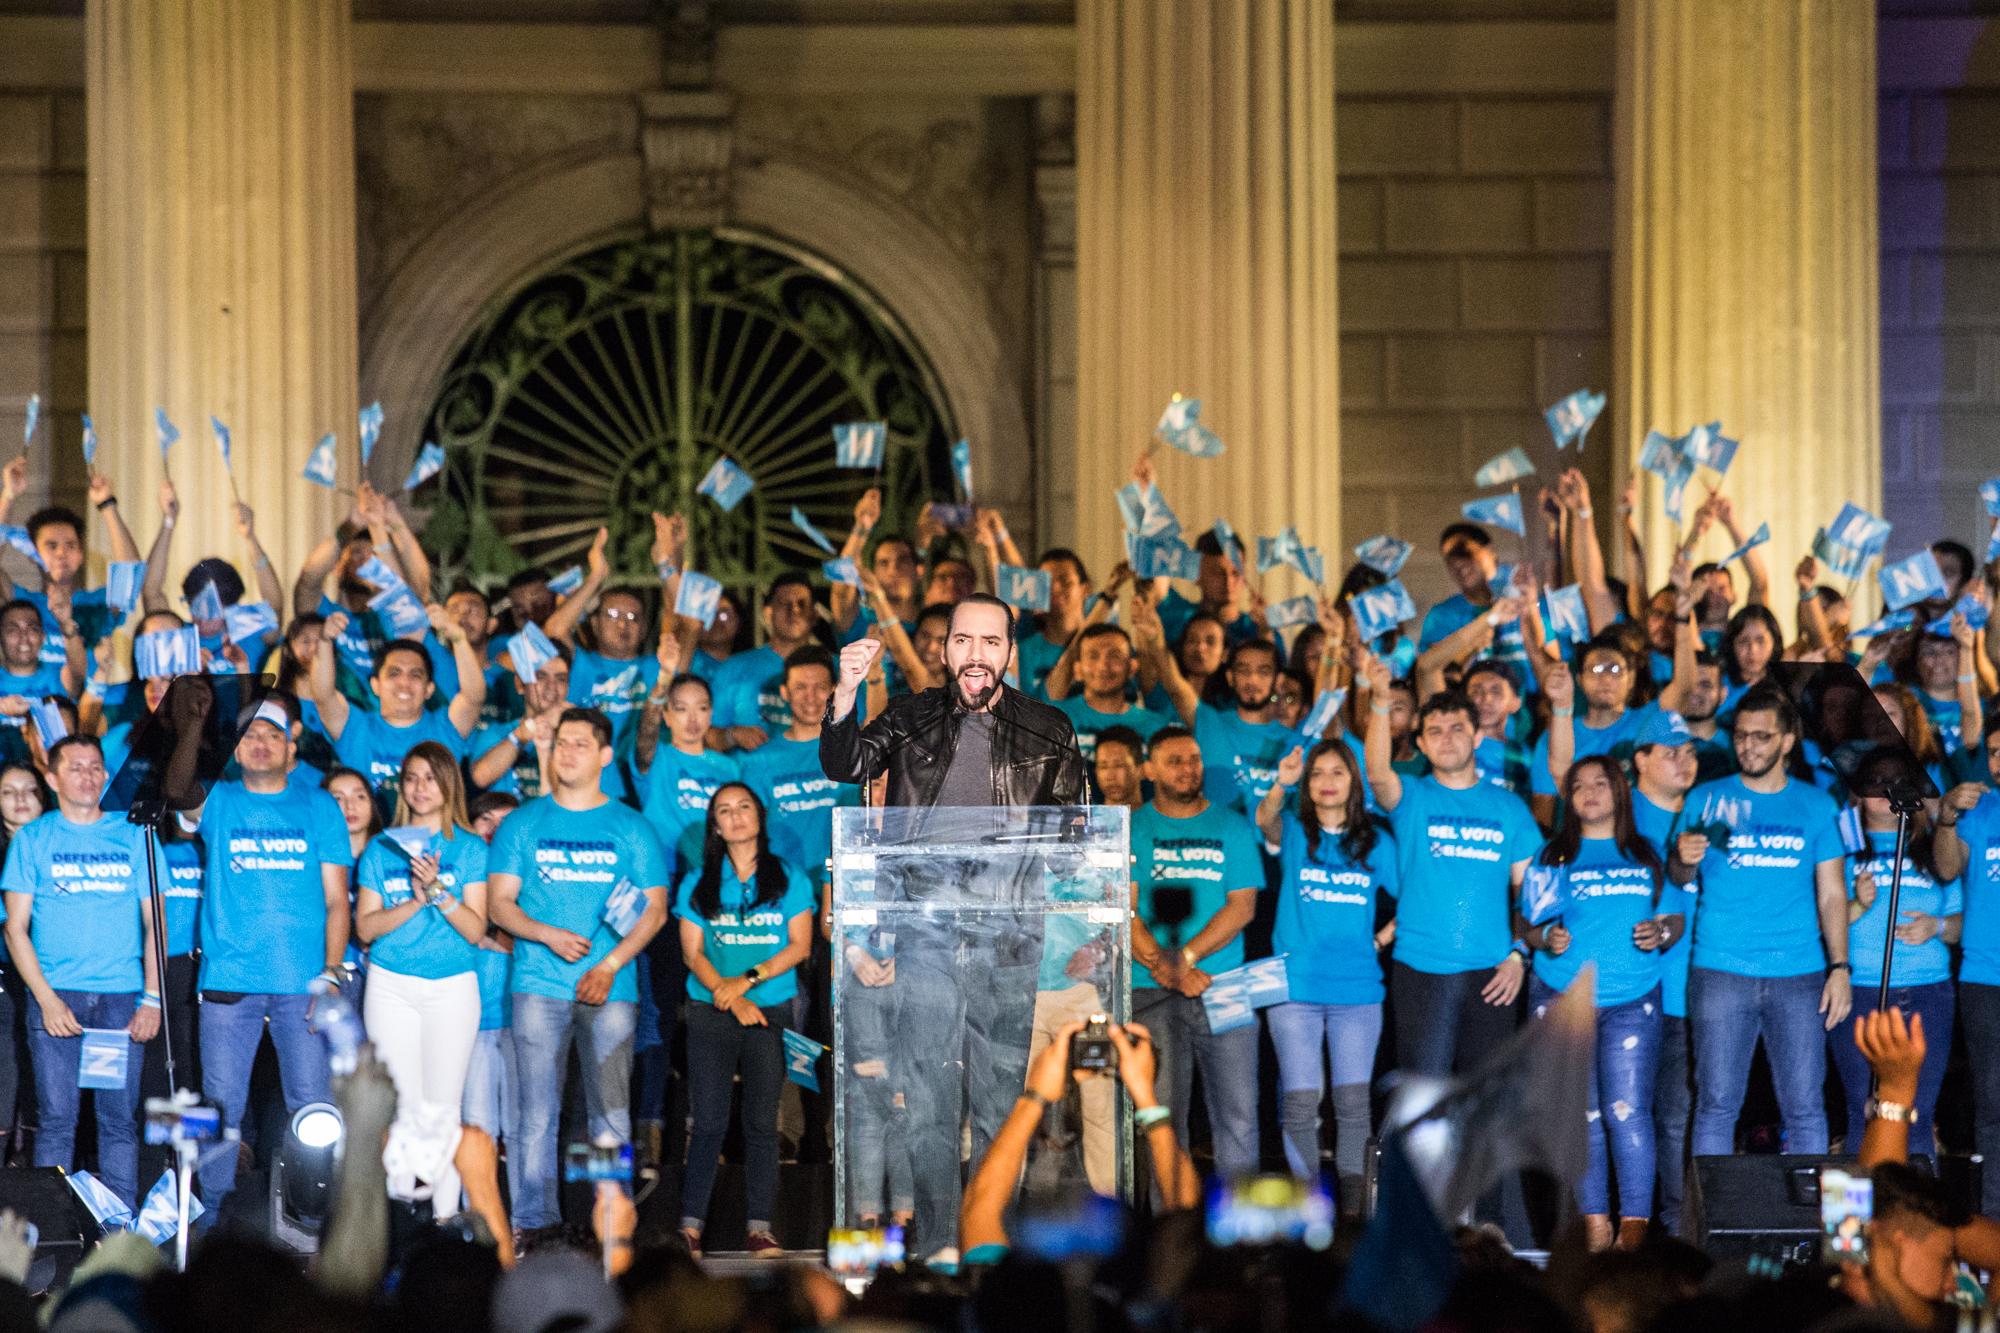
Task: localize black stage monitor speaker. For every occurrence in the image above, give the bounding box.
[0,1167,104,1294]
[1688,1154,1934,1266]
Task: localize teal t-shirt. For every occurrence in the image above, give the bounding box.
[1521,836,1678,1007]
[1130,801,1264,988]
[489,795,669,1004]
[357,830,489,981]
[1055,696,1173,761]
[673,857,815,1006]
[711,646,789,735]
[193,780,352,995]
[1686,775,1844,977]
[160,837,203,958]
[1847,829,1960,988]
[1271,810,1399,1005]
[333,708,470,812]
[1958,792,2000,986]
[1385,773,1540,974]
[639,745,740,871]
[738,735,858,888]
[1014,631,1069,702]
[1193,701,1306,814]
[0,811,166,993]
[1632,792,1695,1017]
[1530,704,1659,796]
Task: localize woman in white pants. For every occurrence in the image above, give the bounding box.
[356,741,489,1219]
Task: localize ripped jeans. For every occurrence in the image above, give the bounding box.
[1531,978,1661,1219]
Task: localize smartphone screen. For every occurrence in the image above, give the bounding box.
[1820,1167,1872,1263]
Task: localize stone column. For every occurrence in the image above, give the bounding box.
[1613,2,1879,602]
[1075,1,1338,591]
[87,0,357,594]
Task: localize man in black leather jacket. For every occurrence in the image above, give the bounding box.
[817,594,1088,1261]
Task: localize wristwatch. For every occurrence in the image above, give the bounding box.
[1866,1098,1916,1125]
[744,964,764,984]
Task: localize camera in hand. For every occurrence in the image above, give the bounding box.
[1071,1014,1116,1073]
[563,1140,634,1185]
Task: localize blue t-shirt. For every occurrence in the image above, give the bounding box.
[1918,692,1965,757]
[489,795,668,1005]
[738,735,858,888]
[1054,696,1173,762]
[1271,810,1399,1005]
[470,721,544,800]
[1193,701,1304,814]
[1633,792,1696,1017]
[712,646,790,735]
[1130,801,1265,988]
[160,838,203,958]
[639,746,740,872]
[17,586,113,677]
[1521,837,1677,1007]
[357,830,489,981]
[333,708,470,813]
[0,811,166,992]
[0,664,69,737]
[567,649,659,798]
[1156,590,1257,648]
[1955,792,2000,986]
[1419,593,1532,690]
[1386,774,1540,974]
[1014,632,1069,702]
[1686,775,1844,977]
[473,942,511,1030]
[673,857,815,1006]
[192,780,352,995]
[1530,704,1659,796]
[1847,830,1960,988]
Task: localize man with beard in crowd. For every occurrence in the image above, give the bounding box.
[820,593,1086,1265]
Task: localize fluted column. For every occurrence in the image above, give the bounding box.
[1613,2,1879,601]
[87,0,356,593]
[1075,1,1338,589]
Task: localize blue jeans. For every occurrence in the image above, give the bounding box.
[681,1001,787,1235]
[1533,979,1660,1218]
[198,992,329,1209]
[1264,1001,1380,1185]
[462,1027,518,1147]
[1389,961,1520,1077]
[28,990,142,1208]
[1655,1015,1693,1234]
[510,994,635,1229]
[842,962,913,1220]
[1829,979,1953,1147]
[1688,967,1827,1156]
[1132,988,1260,1182]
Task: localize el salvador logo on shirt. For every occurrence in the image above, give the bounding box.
[1297,862,1369,906]
[1152,837,1228,883]
[227,829,309,876]
[49,853,134,895]
[533,838,619,887]
[1426,816,1506,863]
[1723,824,1807,871]
[771,776,837,812]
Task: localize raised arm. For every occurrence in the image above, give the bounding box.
[1712,495,1769,608]
[46,584,84,697]
[1542,661,1576,792]
[542,527,608,646]
[1616,473,1649,623]
[86,473,140,564]
[961,1022,1081,1254]
[1128,592,1197,725]
[431,604,487,737]
[294,535,341,620]
[1952,612,1984,754]
[1555,469,1620,632]
[1256,746,1302,846]
[829,488,879,634]
[379,496,432,601]
[311,611,354,738]
[140,478,178,615]
[1792,555,1832,654]
[1655,609,1697,716]
[1360,650,1403,811]
[235,503,284,619]
[1042,563,1132,703]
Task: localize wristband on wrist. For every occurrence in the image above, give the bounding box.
[1133,1104,1173,1130]
[1826,961,1852,976]
[1957,673,1975,683]
[139,994,161,1010]
[1575,507,1593,519]
[1370,702,1390,716]
[1552,705,1574,717]
[96,496,117,511]
[655,560,678,582]
[1021,1089,1052,1109]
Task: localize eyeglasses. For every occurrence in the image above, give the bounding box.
[599,608,641,624]
[1586,662,1626,675]
[1735,729,1781,745]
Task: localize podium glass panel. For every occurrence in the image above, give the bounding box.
[830,805,1131,1259]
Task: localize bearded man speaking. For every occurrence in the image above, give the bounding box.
[819,592,1086,1262]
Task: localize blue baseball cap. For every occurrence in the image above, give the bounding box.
[1636,709,1693,750]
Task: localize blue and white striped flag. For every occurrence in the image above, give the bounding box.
[134,1169,203,1246]
[1683,422,1739,474]
[696,456,754,512]
[1115,482,1180,540]
[1543,583,1590,645]
[1351,579,1417,643]
[1878,550,1947,613]
[1828,503,1893,557]
[1128,533,1201,581]
[783,1028,825,1090]
[210,416,232,472]
[1266,595,1316,630]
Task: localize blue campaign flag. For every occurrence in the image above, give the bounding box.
[106,560,143,615]
[383,825,439,864]
[1300,686,1346,739]
[1266,596,1316,630]
[368,583,432,640]
[1987,517,2000,566]
[354,553,403,591]
[997,564,1052,613]
[154,408,180,460]
[134,1169,203,1247]
[675,570,724,628]
[80,414,96,468]
[790,506,838,555]
[0,525,43,571]
[358,401,384,465]
[1813,527,1869,582]
[1352,579,1417,643]
[1461,492,1525,537]
[402,441,445,490]
[783,1028,825,1091]
[1925,592,1990,637]
[1115,481,1181,540]
[508,622,559,684]
[696,456,754,512]
[1156,395,1225,457]
[1878,549,1948,613]
[222,601,278,646]
[26,698,66,749]
[135,626,201,679]
[1543,583,1590,645]
[601,878,645,937]
[1200,969,1256,1034]
[1521,863,1569,926]
[1128,533,1201,582]
[79,1028,130,1091]
[547,565,584,597]
[1718,521,1769,567]
[210,416,232,472]
[1837,805,1866,856]
[1354,533,1413,578]
[1662,455,1696,525]
[64,1170,134,1231]
[1259,527,1326,584]
[1240,955,1291,1008]
[822,557,862,589]
[1981,477,2000,518]
[1683,422,1739,474]
[1638,430,1681,479]
[1828,503,1892,557]
[188,580,225,624]
[23,393,39,447]
[1212,518,1245,572]
[1543,388,1605,449]
[833,420,886,470]
[1473,446,1535,488]
[302,431,339,489]
[951,438,973,498]
[1853,608,1913,639]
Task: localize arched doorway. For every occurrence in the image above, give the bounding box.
[419,228,957,597]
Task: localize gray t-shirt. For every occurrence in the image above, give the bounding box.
[935,710,996,806]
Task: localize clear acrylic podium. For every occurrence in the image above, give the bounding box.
[830,805,1132,1259]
